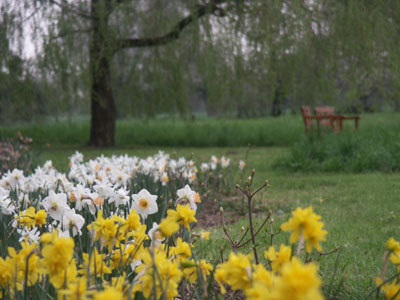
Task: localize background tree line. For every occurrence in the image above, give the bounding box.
[1,0,400,144]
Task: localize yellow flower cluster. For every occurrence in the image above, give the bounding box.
[387,237,400,266]
[213,206,329,300]
[215,253,323,300]
[15,206,47,228]
[0,191,332,300]
[131,223,212,300]
[0,200,206,299]
[87,209,147,250]
[133,248,183,299]
[2,242,41,290]
[131,236,213,299]
[376,237,400,299]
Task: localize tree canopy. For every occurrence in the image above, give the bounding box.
[1,1,400,135]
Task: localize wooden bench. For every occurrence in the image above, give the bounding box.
[300,106,359,135]
[315,106,360,131]
[300,106,340,135]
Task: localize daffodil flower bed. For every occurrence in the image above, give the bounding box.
[0,151,395,299]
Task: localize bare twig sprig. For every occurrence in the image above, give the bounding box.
[221,170,271,264]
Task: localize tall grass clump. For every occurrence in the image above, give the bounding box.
[0,115,302,147]
[274,128,400,172]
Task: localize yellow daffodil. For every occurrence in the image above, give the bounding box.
[16,207,36,229]
[264,244,292,273]
[167,204,197,230]
[159,216,179,237]
[133,248,182,300]
[182,259,213,283]
[281,206,327,253]
[80,248,111,277]
[41,231,75,283]
[376,277,400,300]
[7,242,42,288]
[93,286,123,300]
[169,238,192,261]
[270,257,323,300]
[200,231,210,240]
[215,252,253,291]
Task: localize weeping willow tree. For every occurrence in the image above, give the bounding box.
[234,0,400,114]
[2,0,400,146]
[2,0,235,146]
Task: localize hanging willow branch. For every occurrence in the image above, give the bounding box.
[47,0,92,19]
[114,0,227,51]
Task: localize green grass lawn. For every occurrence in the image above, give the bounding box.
[3,112,400,148]
[34,145,400,297]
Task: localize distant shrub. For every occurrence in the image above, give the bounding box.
[273,130,400,172]
[0,132,32,175]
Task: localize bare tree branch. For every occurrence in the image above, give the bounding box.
[115,0,227,51]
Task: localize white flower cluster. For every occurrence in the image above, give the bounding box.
[0,151,230,242]
[200,155,231,172]
[68,150,206,186]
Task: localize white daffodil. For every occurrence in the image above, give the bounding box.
[8,169,25,189]
[62,208,85,236]
[42,190,70,221]
[110,188,130,206]
[200,163,209,172]
[176,157,186,168]
[131,189,158,220]
[44,160,53,171]
[0,176,12,190]
[148,222,165,246]
[82,192,103,215]
[176,184,197,211]
[0,188,14,215]
[0,198,15,215]
[93,180,114,199]
[17,227,41,244]
[160,172,169,186]
[111,169,130,187]
[130,259,142,272]
[70,184,91,211]
[239,160,246,170]
[221,156,230,168]
[210,162,217,170]
[69,151,84,165]
[58,230,71,238]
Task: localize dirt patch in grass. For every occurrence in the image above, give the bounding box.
[196,195,246,228]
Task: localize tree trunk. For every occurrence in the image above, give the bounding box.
[271,79,283,117]
[89,57,115,147]
[85,0,223,147]
[88,0,115,147]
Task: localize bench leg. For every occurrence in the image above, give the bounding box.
[332,117,340,132]
[355,119,359,130]
[335,118,341,132]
